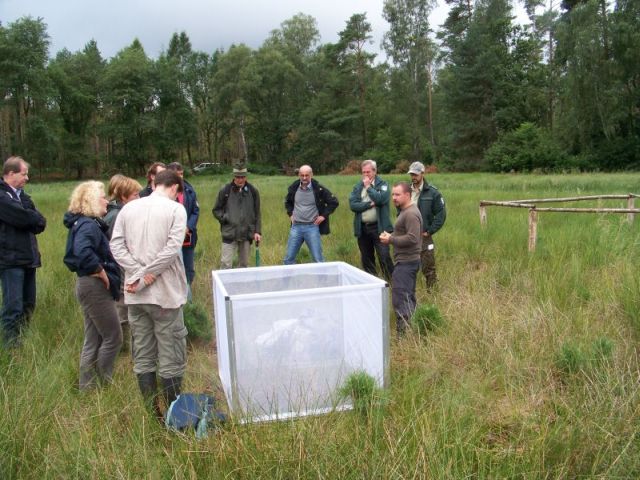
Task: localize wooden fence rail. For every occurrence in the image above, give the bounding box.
[479,194,639,251]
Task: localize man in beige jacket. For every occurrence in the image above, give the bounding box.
[110,169,188,418]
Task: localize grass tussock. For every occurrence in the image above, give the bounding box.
[1,172,640,478]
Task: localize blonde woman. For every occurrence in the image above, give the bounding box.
[103,174,142,351]
[63,181,122,390]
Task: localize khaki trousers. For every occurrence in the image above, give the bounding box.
[220,240,251,269]
[128,304,187,378]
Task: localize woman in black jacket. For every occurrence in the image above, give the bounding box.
[63,181,122,391]
[103,174,141,352]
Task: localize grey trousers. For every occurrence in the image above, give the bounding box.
[391,260,420,333]
[76,276,122,390]
[220,240,251,269]
[128,304,187,378]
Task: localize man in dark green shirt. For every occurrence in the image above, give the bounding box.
[408,162,446,289]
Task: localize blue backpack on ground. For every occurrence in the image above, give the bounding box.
[165,394,226,438]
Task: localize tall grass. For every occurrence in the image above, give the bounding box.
[1,172,639,478]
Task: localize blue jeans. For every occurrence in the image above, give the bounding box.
[182,246,195,302]
[283,223,324,264]
[0,267,36,347]
[182,247,195,285]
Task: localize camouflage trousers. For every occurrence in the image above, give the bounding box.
[421,235,437,289]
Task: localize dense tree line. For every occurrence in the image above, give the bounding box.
[0,0,638,177]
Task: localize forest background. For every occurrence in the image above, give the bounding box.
[1,0,639,178]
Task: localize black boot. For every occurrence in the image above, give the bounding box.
[160,376,182,409]
[137,372,162,420]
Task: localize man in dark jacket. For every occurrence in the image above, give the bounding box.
[213,165,261,269]
[284,165,339,264]
[166,163,199,291]
[408,162,446,289]
[0,156,46,347]
[349,159,394,281]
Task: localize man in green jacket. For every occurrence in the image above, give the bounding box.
[212,165,262,269]
[408,161,446,289]
[349,160,394,281]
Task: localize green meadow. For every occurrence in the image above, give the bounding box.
[1,172,640,478]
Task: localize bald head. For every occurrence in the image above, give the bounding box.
[298,165,313,186]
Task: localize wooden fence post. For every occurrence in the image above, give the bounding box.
[628,196,635,224]
[480,205,487,226]
[528,208,538,252]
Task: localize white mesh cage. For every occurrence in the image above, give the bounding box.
[212,262,389,422]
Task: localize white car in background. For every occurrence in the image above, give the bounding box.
[192,162,219,173]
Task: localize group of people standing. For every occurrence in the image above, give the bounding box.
[195,158,446,336]
[349,160,446,334]
[0,154,445,421]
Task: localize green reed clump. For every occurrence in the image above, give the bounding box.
[590,336,614,365]
[411,303,446,335]
[555,337,614,376]
[556,342,587,375]
[339,371,386,416]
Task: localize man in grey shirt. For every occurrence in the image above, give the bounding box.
[110,169,188,419]
[380,182,422,335]
[283,165,339,264]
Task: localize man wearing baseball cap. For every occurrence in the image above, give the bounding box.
[407,161,446,289]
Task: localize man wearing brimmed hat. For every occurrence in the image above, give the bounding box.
[407,161,446,289]
[212,163,261,269]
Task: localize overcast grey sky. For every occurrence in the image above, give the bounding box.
[0,0,459,59]
[1,1,528,60]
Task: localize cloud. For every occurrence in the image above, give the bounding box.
[2,0,389,59]
[1,0,528,60]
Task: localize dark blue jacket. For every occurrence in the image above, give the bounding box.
[181,180,200,247]
[63,212,121,300]
[0,179,46,269]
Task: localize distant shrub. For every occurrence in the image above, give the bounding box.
[595,135,640,170]
[364,127,411,173]
[390,161,438,174]
[390,160,411,174]
[411,304,446,335]
[183,302,212,342]
[339,159,363,175]
[485,123,569,172]
[248,164,281,176]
